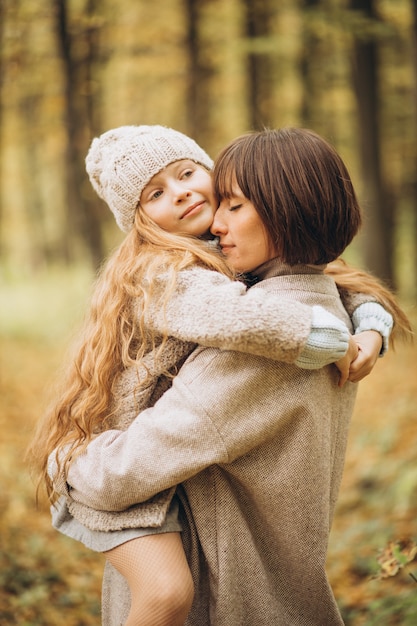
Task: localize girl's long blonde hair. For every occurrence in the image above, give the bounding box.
[28,207,412,503]
[325,258,413,346]
[28,209,233,502]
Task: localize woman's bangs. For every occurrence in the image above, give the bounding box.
[213,156,236,201]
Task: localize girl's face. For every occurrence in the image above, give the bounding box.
[211,185,277,274]
[140,160,216,237]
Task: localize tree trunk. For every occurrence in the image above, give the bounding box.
[183,0,214,149]
[0,0,5,260]
[54,0,104,267]
[411,0,417,298]
[184,0,199,140]
[19,95,52,268]
[299,0,323,129]
[350,0,394,286]
[243,0,275,129]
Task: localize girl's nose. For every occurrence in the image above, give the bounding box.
[174,185,192,203]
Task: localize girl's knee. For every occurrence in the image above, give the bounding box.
[128,569,194,625]
[153,565,194,617]
[107,534,194,624]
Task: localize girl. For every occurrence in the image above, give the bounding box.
[30,125,402,626]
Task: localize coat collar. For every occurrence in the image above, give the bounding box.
[245,257,327,284]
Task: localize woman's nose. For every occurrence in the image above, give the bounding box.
[210,210,226,235]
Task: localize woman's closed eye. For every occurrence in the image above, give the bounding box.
[229,203,242,212]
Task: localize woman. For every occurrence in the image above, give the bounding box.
[53,128,411,625]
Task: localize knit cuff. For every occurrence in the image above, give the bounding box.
[351,302,393,356]
[295,305,350,370]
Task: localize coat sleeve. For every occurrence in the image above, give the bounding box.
[65,347,296,512]
[143,267,313,364]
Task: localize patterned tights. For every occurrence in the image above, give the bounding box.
[105,532,194,626]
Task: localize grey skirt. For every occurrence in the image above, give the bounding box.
[51,494,183,553]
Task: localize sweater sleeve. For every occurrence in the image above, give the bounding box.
[351,302,393,355]
[144,267,394,368]
[295,300,393,367]
[143,267,337,367]
[336,286,393,353]
[295,306,349,369]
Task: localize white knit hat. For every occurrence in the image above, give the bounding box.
[86,125,214,232]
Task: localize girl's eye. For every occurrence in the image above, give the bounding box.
[181,169,194,179]
[151,190,163,200]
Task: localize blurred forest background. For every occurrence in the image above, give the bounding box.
[0,0,416,624]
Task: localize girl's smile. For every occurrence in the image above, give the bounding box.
[140,160,216,237]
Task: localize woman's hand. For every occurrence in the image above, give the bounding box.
[348,330,383,383]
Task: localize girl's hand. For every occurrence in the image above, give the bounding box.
[335,336,359,387]
[348,330,383,383]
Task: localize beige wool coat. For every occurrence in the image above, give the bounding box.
[66,260,361,625]
[54,263,355,536]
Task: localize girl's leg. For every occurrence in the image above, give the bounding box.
[104,532,194,626]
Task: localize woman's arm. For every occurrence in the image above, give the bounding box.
[60,341,356,512]
[62,349,288,511]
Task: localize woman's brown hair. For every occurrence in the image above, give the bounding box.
[213,127,412,343]
[213,127,362,265]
